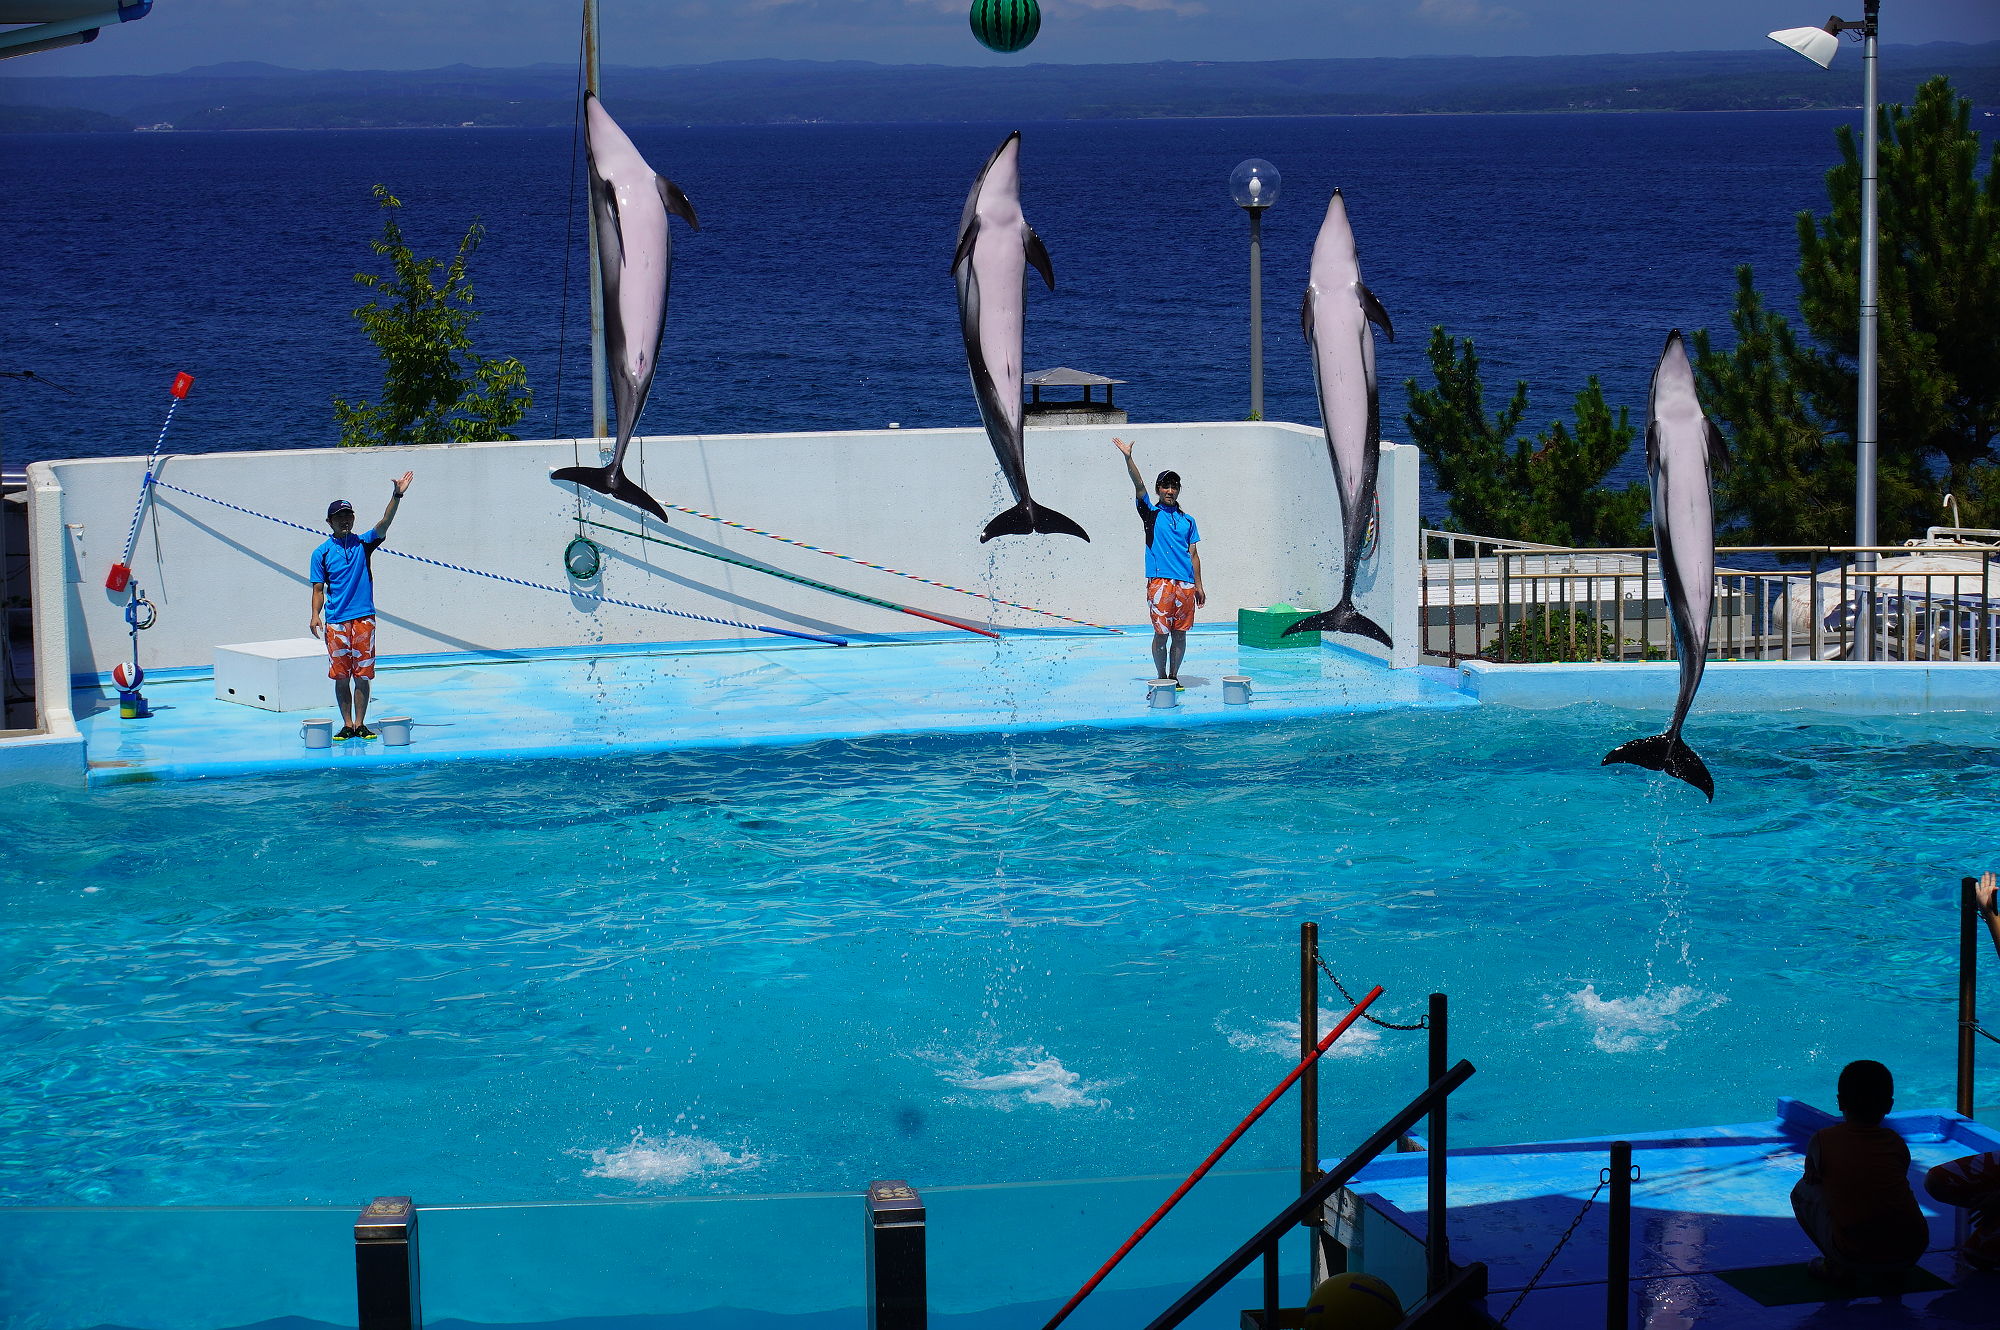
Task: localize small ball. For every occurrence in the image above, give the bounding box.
[970,0,1041,54]
[113,661,144,690]
[1301,1272,1403,1330]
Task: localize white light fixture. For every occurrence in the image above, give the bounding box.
[1767,23,1841,68]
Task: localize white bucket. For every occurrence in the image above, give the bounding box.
[1147,678,1179,709]
[1223,676,1253,705]
[300,718,334,749]
[377,717,413,747]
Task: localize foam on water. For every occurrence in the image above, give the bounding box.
[1558,984,1729,1054]
[931,1045,1113,1111]
[582,1131,760,1187]
[1219,1009,1385,1060]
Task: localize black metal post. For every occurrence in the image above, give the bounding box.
[354,1196,420,1330]
[1426,993,1449,1295]
[1301,922,1320,1200]
[867,1179,927,1330]
[1607,1142,1632,1330]
[1960,876,1979,1119]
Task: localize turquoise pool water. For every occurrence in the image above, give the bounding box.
[4,702,1995,1208]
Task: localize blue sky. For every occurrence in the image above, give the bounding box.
[12,0,2000,76]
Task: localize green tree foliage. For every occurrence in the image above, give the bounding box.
[333,186,532,448]
[1693,76,2000,541]
[1404,327,1650,547]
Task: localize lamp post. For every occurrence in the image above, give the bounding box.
[1229,159,1281,420]
[1776,0,1880,564]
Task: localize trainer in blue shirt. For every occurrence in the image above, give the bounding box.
[308,471,412,741]
[1114,438,1204,685]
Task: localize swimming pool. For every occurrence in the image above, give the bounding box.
[5,699,1994,1211]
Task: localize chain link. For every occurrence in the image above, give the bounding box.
[1966,1019,2000,1047]
[1499,1176,1608,1326]
[1312,949,1428,1031]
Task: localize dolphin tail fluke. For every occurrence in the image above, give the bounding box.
[551,464,673,526]
[1602,733,1715,801]
[979,501,1091,543]
[1282,600,1392,648]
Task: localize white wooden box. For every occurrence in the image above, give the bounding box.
[214,638,330,712]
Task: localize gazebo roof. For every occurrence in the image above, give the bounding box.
[1024,367,1126,388]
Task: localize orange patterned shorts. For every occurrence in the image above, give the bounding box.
[324,616,377,681]
[1148,578,1196,633]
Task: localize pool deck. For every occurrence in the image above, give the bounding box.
[1348,1100,2000,1329]
[75,627,1475,783]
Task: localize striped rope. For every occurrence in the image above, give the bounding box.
[655,501,1124,634]
[151,480,847,648]
[582,518,1000,639]
[118,394,185,569]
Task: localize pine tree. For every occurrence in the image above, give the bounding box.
[1404,327,1649,547]
[333,186,532,447]
[1695,76,2000,540]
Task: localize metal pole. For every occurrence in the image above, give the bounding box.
[1960,876,1979,1119]
[1426,992,1449,1295]
[867,1180,927,1330]
[1852,0,1880,658]
[1301,922,1324,1280]
[354,1197,420,1330]
[1248,207,1265,420]
[584,0,608,445]
[1607,1142,1632,1330]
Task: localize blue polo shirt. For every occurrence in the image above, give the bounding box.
[1137,496,1199,584]
[309,531,385,625]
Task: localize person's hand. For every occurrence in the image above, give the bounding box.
[392,471,414,497]
[1979,871,1997,917]
[1112,438,1132,457]
[1195,587,1207,609]
[309,616,323,639]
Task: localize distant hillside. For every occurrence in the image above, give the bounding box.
[3,44,1997,131]
[0,103,131,132]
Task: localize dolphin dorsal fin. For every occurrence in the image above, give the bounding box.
[1359,283,1395,342]
[657,177,699,231]
[953,217,980,273]
[1024,226,1055,291]
[1705,417,1731,473]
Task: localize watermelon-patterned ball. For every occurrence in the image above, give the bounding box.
[970,0,1041,53]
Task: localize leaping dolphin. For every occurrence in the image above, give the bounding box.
[954,132,1088,543]
[551,92,698,526]
[1602,330,1725,800]
[1283,189,1393,648]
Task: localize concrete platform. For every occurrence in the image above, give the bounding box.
[74,627,1475,784]
[1344,1100,2000,1329]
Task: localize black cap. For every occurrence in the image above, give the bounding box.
[1155,470,1181,489]
[327,499,354,519]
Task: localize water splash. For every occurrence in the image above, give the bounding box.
[1561,984,1726,1053]
[583,1130,758,1186]
[932,1045,1112,1110]
[1219,1009,1384,1060]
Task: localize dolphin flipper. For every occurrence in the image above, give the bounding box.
[656,177,699,230]
[1601,732,1715,801]
[980,500,1089,544]
[1282,600,1392,648]
[552,463,673,526]
[1024,227,1055,290]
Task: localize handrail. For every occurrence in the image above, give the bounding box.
[1141,1058,1477,1330]
[1041,986,1384,1330]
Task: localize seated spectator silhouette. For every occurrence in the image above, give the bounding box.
[1790,1059,1929,1284]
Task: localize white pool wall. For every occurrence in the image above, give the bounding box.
[25,421,1421,705]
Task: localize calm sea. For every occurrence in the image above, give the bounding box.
[1,112,1851,507]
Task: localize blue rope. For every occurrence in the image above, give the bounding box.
[118,396,183,568]
[150,479,847,647]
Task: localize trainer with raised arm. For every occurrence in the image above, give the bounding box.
[1114,438,1204,686]
[309,471,412,741]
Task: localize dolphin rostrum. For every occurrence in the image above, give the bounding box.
[1283,189,1393,648]
[551,92,698,526]
[1602,330,1725,800]
[954,132,1088,543]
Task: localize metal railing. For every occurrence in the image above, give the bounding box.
[1421,531,2000,666]
[1142,1059,1479,1330]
